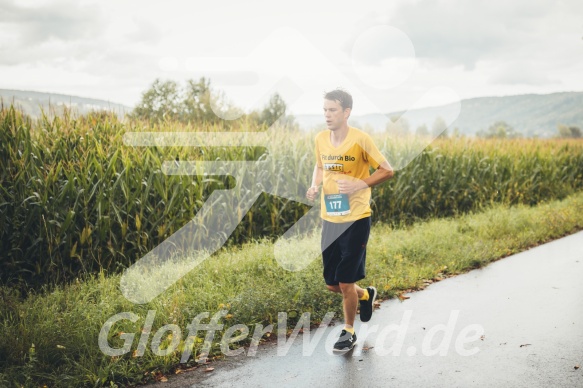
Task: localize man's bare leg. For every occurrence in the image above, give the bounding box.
[337,282,365,328]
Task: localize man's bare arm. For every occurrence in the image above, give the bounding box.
[337,160,394,194]
[363,160,394,188]
[311,164,323,187]
[306,165,323,201]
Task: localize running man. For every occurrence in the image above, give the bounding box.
[306,89,394,353]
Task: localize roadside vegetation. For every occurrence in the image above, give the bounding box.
[1,104,582,293]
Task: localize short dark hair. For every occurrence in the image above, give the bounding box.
[324,89,353,110]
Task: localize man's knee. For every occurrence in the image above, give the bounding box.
[339,282,355,294]
[326,284,341,293]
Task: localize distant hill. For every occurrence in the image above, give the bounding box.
[0,89,130,118]
[2,89,581,137]
[295,92,583,138]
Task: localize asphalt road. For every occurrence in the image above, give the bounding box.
[146,231,583,388]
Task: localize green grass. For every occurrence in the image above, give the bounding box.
[2,192,583,387]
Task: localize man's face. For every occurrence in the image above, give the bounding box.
[323,99,350,131]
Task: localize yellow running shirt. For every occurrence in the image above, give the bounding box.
[315,126,387,223]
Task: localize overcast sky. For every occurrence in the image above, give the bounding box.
[0,0,581,114]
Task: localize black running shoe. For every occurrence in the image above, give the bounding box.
[333,329,357,354]
[359,286,377,322]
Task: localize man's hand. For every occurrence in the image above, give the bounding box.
[336,179,368,195]
[306,185,319,201]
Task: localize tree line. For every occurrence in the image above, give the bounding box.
[130,77,296,130]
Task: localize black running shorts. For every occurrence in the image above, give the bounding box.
[321,216,371,285]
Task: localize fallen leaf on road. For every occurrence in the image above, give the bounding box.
[362,346,374,351]
[205,367,215,372]
[398,294,410,301]
[160,376,168,382]
[480,335,485,341]
[519,344,531,347]
[574,365,580,370]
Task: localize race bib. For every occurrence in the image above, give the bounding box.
[325,193,351,216]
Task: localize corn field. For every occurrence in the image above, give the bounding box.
[1,106,582,292]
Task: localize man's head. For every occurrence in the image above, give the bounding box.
[323,89,352,131]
